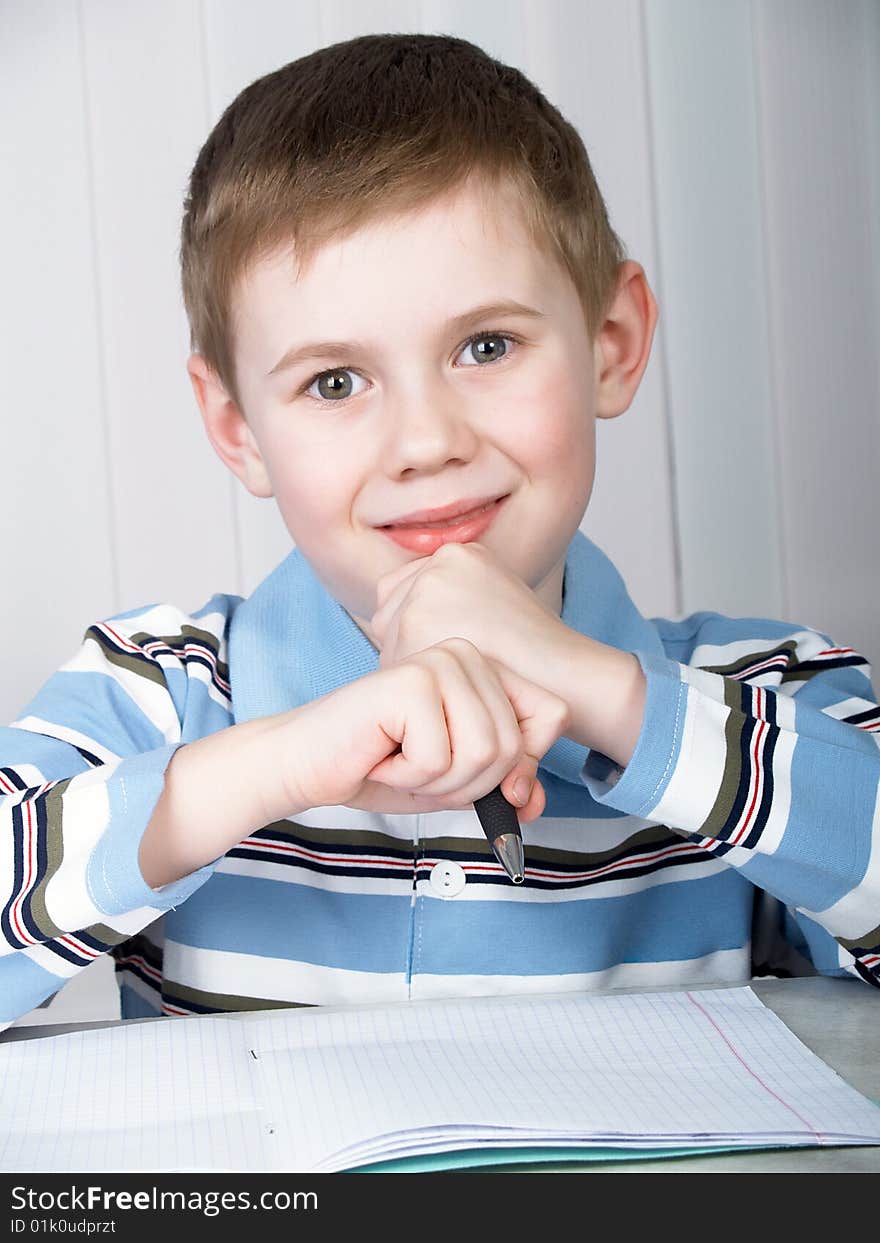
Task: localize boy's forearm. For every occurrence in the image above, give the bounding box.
[138,713,302,889]
[543,629,647,768]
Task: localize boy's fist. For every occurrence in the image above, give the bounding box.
[269,638,569,822]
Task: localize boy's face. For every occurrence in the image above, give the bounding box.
[193,177,650,633]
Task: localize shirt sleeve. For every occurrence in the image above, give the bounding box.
[0,598,237,1031]
[580,622,880,988]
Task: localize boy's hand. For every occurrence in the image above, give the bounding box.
[140,635,569,889]
[266,638,569,823]
[370,542,646,766]
[372,542,566,678]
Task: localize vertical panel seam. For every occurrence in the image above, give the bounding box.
[636,0,685,620]
[748,0,790,621]
[196,0,245,599]
[75,0,121,616]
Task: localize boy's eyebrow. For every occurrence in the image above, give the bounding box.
[266,299,545,377]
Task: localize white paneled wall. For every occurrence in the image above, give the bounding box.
[1,1,878,1024]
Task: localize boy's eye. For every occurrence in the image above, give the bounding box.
[455,332,513,367]
[302,331,516,405]
[306,369,367,404]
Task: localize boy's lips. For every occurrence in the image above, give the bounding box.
[377,495,508,553]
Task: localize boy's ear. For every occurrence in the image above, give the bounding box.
[186,355,274,498]
[593,261,659,420]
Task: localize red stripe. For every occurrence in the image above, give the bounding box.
[58,935,99,959]
[733,655,787,681]
[242,836,702,882]
[101,624,141,654]
[115,952,163,983]
[241,838,414,869]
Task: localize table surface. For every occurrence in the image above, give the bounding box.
[3,975,879,1173]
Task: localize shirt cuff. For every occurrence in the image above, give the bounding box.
[87,744,219,915]
[581,648,688,818]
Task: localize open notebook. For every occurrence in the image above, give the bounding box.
[1,986,879,1172]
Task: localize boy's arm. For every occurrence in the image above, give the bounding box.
[0,600,237,1030]
[567,620,880,988]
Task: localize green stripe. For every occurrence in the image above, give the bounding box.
[690,681,746,840]
[163,979,314,1013]
[84,625,167,688]
[131,624,230,685]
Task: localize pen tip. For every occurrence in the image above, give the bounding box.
[492,833,525,885]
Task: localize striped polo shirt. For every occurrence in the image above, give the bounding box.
[1,531,878,1029]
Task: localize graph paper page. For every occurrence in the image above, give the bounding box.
[0,1014,269,1172]
[241,986,880,1171]
[2,987,880,1172]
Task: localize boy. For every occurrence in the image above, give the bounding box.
[1,32,878,1029]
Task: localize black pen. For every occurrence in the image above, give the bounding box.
[473,785,525,884]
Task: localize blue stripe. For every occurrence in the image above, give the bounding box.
[0,952,66,1023]
[23,670,169,755]
[165,872,414,973]
[412,869,753,977]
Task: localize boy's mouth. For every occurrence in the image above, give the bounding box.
[378,495,508,553]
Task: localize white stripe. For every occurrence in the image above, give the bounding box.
[57,638,182,743]
[820,696,880,727]
[10,718,120,765]
[649,684,727,829]
[163,940,409,1007]
[409,948,752,999]
[214,854,414,897]
[689,628,828,672]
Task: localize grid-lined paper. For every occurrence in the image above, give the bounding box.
[0,1015,269,1172]
[243,987,880,1171]
[1,987,879,1172]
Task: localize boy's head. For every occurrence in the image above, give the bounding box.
[180,33,657,627]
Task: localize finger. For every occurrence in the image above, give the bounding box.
[488,659,571,761]
[431,640,531,794]
[373,557,429,618]
[365,657,496,793]
[400,649,502,797]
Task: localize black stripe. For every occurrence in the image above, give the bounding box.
[72,744,104,768]
[249,825,416,862]
[851,958,880,988]
[114,958,163,997]
[789,654,868,675]
[1,801,27,947]
[17,787,51,943]
[737,687,779,851]
[228,839,707,889]
[44,937,98,968]
[145,646,230,695]
[85,624,157,670]
[0,766,28,792]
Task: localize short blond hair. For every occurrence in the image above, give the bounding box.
[180,32,626,411]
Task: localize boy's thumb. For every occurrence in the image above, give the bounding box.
[500,756,545,822]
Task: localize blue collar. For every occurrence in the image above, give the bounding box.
[229,530,663,786]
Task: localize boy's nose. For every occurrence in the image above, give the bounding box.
[380,385,481,477]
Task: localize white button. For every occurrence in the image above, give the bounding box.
[429,860,466,898]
